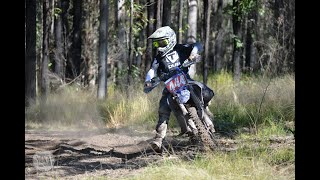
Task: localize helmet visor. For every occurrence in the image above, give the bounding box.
[153,39,169,48]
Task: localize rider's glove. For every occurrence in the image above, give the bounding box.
[143,77,160,93]
[144,81,152,88]
[144,80,153,93]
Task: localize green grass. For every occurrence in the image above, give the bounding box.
[126,146,294,180]
[203,72,295,135]
[123,129,294,180]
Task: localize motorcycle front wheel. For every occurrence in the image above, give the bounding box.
[187,107,216,151]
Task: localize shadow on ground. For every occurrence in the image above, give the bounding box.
[25,129,215,179]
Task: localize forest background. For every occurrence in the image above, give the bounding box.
[25,1,295,179]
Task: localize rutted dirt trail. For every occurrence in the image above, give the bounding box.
[25,128,294,179]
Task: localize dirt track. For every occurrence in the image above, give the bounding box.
[25,128,195,179]
[25,128,294,179]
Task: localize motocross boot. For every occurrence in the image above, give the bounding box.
[150,122,167,153]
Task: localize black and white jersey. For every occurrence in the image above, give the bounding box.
[145,43,202,82]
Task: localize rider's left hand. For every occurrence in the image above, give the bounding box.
[189,54,201,63]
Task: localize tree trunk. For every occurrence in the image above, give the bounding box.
[245,8,257,74]
[214,30,225,71]
[156,0,162,29]
[139,0,146,78]
[114,0,127,85]
[232,0,241,82]
[71,0,82,79]
[203,0,211,84]
[138,27,145,75]
[133,0,141,69]
[252,0,260,73]
[162,0,171,26]
[127,0,134,91]
[54,0,65,80]
[251,1,258,72]
[145,0,155,74]
[177,0,184,44]
[61,0,73,80]
[187,0,198,78]
[273,0,284,74]
[25,0,37,106]
[284,0,295,73]
[187,0,197,43]
[83,0,99,88]
[41,0,52,102]
[232,41,241,82]
[213,0,224,72]
[61,0,70,42]
[137,3,146,77]
[241,15,247,72]
[97,0,109,100]
[244,18,252,72]
[115,0,126,43]
[36,0,43,98]
[274,0,284,38]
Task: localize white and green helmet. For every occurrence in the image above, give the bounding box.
[148,26,177,57]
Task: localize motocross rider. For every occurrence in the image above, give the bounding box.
[143,26,215,152]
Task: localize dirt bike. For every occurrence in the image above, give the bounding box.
[145,59,217,150]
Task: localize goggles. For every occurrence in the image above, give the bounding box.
[152,39,169,48]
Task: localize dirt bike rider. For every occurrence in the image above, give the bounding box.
[143,26,215,151]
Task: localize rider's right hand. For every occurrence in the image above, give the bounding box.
[143,81,153,93]
[145,81,152,87]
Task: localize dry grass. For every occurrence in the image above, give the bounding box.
[26,72,295,135]
[25,72,295,180]
[203,72,295,134]
[25,86,102,130]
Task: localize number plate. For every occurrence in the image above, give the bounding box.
[164,73,188,93]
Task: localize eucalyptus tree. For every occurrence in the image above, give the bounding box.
[203,0,211,84]
[97,0,109,99]
[187,0,198,78]
[25,0,37,106]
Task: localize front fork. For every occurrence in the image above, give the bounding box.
[176,88,214,134]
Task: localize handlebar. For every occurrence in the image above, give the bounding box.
[144,59,196,93]
[181,58,195,68]
[158,59,195,81]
